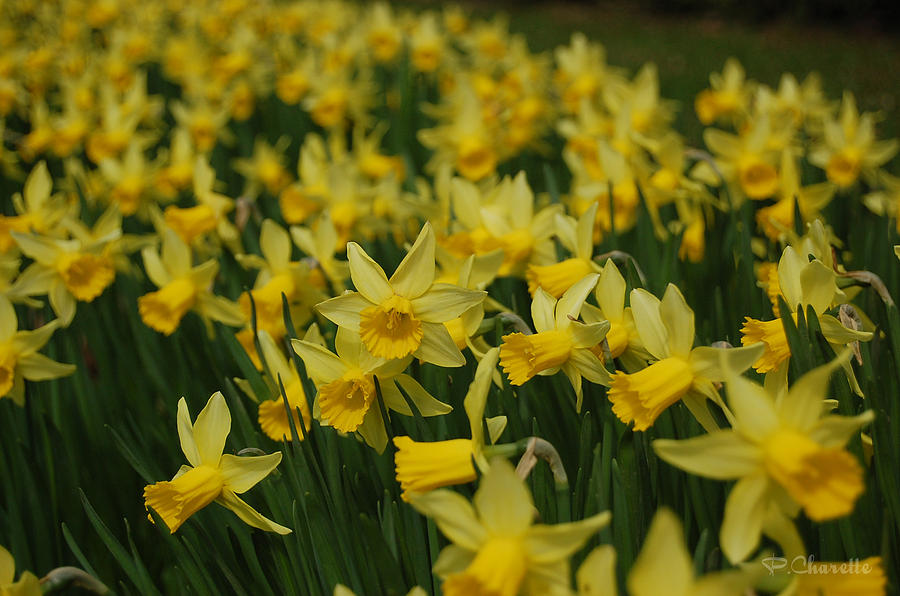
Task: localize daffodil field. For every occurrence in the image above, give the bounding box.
[2,0,900,594]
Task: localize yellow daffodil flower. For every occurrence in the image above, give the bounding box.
[756,149,835,242]
[809,92,898,188]
[577,508,752,596]
[0,546,41,596]
[500,273,610,411]
[393,347,507,501]
[0,296,75,405]
[11,226,119,326]
[233,329,311,442]
[740,245,871,380]
[143,391,291,534]
[292,327,451,453]
[609,284,764,431]
[580,259,649,372]
[411,457,610,596]
[316,222,485,366]
[654,353,872,563]
[694,57,751,125]
[0,162,69,254]
[527,202,600,298]
[138,229,244,335]
[290,212,349,292]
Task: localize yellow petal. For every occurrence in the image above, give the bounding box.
[531,288,557,334]
[410,489,486,551]
[0,545,15,585]
[393,374,452,416]
[720,473,769,563]
[347,242,393,304]
[628,288,667,360]
[217,490,291,534]
[525,511,611,564]
[723,374,779,439]
[627,508,693,596]
[653,431,760,480]
[659,284,694,358]
[780,351,851,431]
[192,392,231,466]
[576,545,617,596]
[410,284,485,323]
[555,273,600,328]
[474,458,534,537]
[414,322,465,367]
[219,452,282,494]
[390,222,435,299]
[315,292,370,331]
[596,259,625,322]
[688,343,765,382]
[464,347,499,448]
[259,219,292,271]
[16,352,76,381]
[291,339,347,384]
[161,228,192,278]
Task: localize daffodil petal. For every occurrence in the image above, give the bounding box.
[409,489,486,551]
[464,347,499,446]
[555,273,599,327]
[161,228,192,278]
[474,458,534,536]
[811,411,875,448]
[689,343,765,381]
[526,511,610,564]
[627,508,693,596]
[720,473,769,563]
[16,352,76,381]
[0,545,16,585]
[49,281,75,326]
[781,351,851,431]
[724,374,779,438]
[348,242,393,304]
[357,407,388,454]
[659,284,695,358]
[11,232,59,264]
[410,284,485,323]
[569,320,610,349]
[433,544,475,578]
[10,321,59,355]
[290,339,347,384]
[532,288,556,333]
[142,247,171,288]
[390,223,435,299]
[653,431,760,480]
[629,288,668,360]
[576,545,617,596]
[259,219,291,271]
[395,374,452,416]
[217,490,292,534]
[414,322,465,367]
[596,259,626,321]
[177,398,202,468]
[192,392,231,466]
[315,292,370,331]
[220,452,282,494]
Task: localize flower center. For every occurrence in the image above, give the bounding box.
[317,372,376,433]
[608,356,694,431]
[443,537,527,596]
[143,465,224,533]
[456,135,496,181]
[500,330,573,385]
[392,437,476,501]
[763,428,864,521]
[526,258,593,299]
[56,252,115,302]
[138,278,198,336]
[738,158,779,199]
[826,149,861,188]
[359,295,424,360]
[740,316,794,373]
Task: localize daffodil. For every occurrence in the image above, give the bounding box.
[500,273,610,411]
[654,353,872,562]
[0,162,69,254]
[0,296,75,405]
[410,457,610,596]
[755,149,835,242]
[143,391,291,534]
[290,212,350,292]
[393,347,507,500]
[316,223,485,367]
[11,226,119,326]
[699,115,781,203]
[740,245,871,381]
[527,202,600,298]
[0,546,41,596]
[608,284,764,431]
[694,57,751,125]
[809,92,898,188]
[233,329,311,442]
[580,259,649,372]
[577,508,752,596]
[138,229,244,335]
[292,327,451,453]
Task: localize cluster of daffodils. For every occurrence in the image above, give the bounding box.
[0,0,896,594]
